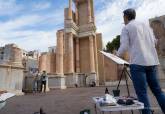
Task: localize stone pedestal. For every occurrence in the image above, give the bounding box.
[23,75,50,93]
[77,73,86,87]
[86,72,97,86]
[65,73,78,87]
[0,64,24,95]
[65,73,86,87]
[48,74,66,89]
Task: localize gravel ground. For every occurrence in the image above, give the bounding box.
[0,84,165,114]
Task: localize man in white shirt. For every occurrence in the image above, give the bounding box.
[117,8,165,114]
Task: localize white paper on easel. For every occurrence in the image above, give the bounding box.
[100,51,129,65]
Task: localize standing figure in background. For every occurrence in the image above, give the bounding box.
[33,70,40,93]
[40,71,47,93]
[36,72,41,92]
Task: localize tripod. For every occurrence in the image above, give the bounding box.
[116,64,135,114]
[116,63,132,97]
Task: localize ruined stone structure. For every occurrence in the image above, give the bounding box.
[39,52,56,74]
[39,0,104,88]
[150,16,165,57]
[0,44,22,66]
[0,44,41,94]
[0,44,24,95]
[150,15,165,78]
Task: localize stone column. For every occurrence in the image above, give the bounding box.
[89,35,95,72]
[75,2,79,25]
[56,30,64,74]
[87,0,92,23]
[91,0,95,23]
[40,54,47,72]
[76,38,80,73]
[68,32,74,73]
[12,47,22,66]
[94,35,99,85]
[68,0,72,20]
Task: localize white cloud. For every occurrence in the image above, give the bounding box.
[0,0,23,16]
[0,15,41,32]
[32,2,51,10]
[13,30,57,52]
[136,0,165,23]
[0,10,63,52]
[95,0,165,47]
[1,0,165,51]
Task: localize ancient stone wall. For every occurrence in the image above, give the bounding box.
[0,64,24,95]
[150,16,165,78]
[79,37,90,73]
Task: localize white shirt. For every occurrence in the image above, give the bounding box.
[117,20,159,66]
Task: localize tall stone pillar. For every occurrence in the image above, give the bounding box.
[76,38,80,73]
[12,47,22,66]
[94,35,99,84]
[91,0,95,23]
[75,2,79,25]
[89,35,95,73]
[68,32,74,73]
[87,0,92,23]
[56,30,64,74]
[68,0,72,20]
[52,30,66,89]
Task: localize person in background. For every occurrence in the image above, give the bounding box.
[40,71,47,93]
[117,8,165,114]
[36,72,41,92]
[32,70,38,93]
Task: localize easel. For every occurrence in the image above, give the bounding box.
[116,63,132,96]
[116,63,135,114]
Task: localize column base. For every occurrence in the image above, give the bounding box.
[65,73,86,87]
[65,73,78,88]
[48,74,66,89]
[86,72,97,86]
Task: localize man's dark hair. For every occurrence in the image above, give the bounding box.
[123,8,136,21]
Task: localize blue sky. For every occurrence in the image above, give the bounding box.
[0,0,165,52]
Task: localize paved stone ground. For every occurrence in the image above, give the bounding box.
[0,82,165,114]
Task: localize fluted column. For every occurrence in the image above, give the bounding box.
[94,35,99,84]
[75,2,79,25]
[91,0,95,23]
[76,38,80,73]
[68,32,74,73]
[87,0,92,23]
[56,30,64,74]
[89,35,95,72]
[68,0,72,20]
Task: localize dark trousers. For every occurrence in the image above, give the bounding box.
[130,64,165,114]
[41,81,46,92]
[37,80,40,92]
